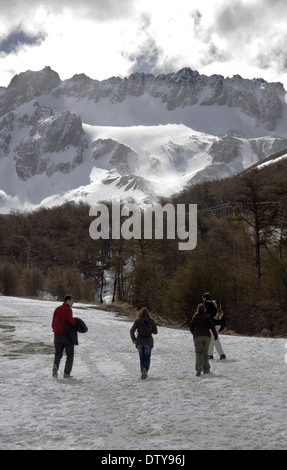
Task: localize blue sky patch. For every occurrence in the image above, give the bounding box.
[0,30,43,54]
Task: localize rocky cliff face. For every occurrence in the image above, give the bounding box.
[15,107,87,180]
[0,66,287,212]
[51,68,286,132]
[0,67,61,116]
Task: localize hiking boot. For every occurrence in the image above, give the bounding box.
[52,364,58,378]
[196,370,202,376]
[63,373,73,378]
[220,354,226,360]
[141,368,147,380]
[208,355,214,360]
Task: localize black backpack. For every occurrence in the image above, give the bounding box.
[138,319,153,337]
[212,300,224,320]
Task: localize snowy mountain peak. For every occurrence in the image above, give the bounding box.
[0,66,287,213]
[0,67,60,119]
[7,66,60,91]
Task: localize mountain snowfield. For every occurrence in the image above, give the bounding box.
[0,296,286,451]
[1,67,287,213]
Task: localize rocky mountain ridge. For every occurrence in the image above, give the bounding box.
[0,66,287,213]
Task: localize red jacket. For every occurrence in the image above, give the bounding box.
[52,302,76,334]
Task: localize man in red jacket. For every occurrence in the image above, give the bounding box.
[52,295,76,378]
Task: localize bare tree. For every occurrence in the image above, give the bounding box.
[236,169,279,280]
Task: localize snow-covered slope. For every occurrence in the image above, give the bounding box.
[1,67,287,213]
[0,296,286,450]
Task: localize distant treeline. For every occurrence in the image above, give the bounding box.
[1,158,287,336]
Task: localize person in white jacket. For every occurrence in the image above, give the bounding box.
[202,292,226,360]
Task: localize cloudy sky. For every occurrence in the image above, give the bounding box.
[1,0,287,89]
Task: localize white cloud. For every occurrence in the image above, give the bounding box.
[0,0,287,89]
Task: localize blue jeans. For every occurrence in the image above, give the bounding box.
[136,344,152,372]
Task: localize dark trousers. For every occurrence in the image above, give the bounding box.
[54,334,74,375]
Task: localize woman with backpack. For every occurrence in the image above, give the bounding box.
[130,307,158,380]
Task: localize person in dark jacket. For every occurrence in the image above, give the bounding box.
[202,292,226,360]
[51,295,76,379]
[190,303,218,376]
[64,317,88,345]
[130,307,158,379]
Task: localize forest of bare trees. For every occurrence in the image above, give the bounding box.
[1,157,287,336]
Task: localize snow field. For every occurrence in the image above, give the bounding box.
[0,296,286,451]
